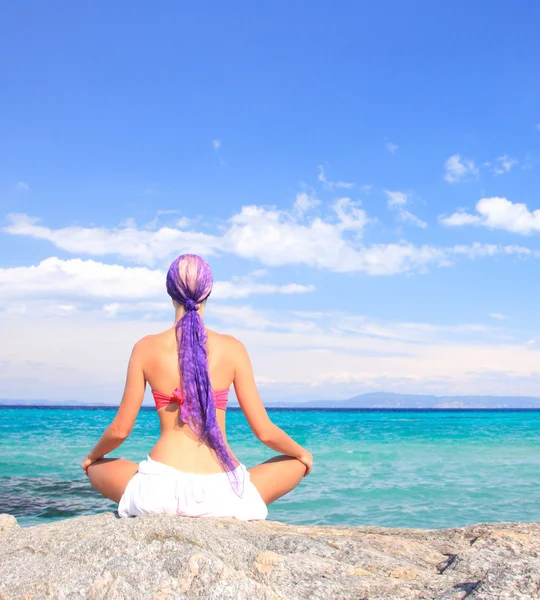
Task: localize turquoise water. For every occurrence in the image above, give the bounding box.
[1,407,540,529]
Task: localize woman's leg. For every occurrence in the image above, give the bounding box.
[87,458,139,504]
[248,455,307,505]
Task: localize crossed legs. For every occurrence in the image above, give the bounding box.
[87,454,307,507]
[86,458,139,504]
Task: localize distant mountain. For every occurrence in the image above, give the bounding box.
[300,392,540,409]
[0,398,56,406]
[3,392,540,409]
[0,398,134,408]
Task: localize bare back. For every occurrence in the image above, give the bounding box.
[133,326,270,474]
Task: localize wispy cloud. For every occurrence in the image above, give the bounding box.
[385,141,399,154]
[489,312,507,320]
[484,155,518,176]
[317,165,354,191]
[294,191,321,214]
[2,304,540,401]
[212,139,221,150]
[15,181,29,191]
[399,210,428,229]
[385,190,427,228]
[444,154,479,183]
[143,210,192,230]
[214,271,315,299]
[385,190,408,206]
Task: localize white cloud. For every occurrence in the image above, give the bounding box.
[0,258,315,311]
[439,211,482,227]
[440,197,540,235]
[317,165,354,191]
[385,190,427,229]
[3,213,220,265]
[5,199,539,276]
[385,142,399,154]
[485,155,518,176]
[0,258,162,302]
[444,154,479,183]
[212,139,221,150]
[489,313,507,320]
[15,181,29,191]
[535,124,540,131]
[332,197,371,231]
[224,203,442,274]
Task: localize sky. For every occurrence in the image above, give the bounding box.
[1,1,540,404]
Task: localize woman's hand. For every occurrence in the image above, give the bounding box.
[297,451,313,476]
[81,455,96,476]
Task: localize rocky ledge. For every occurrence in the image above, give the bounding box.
[1,512,539,600]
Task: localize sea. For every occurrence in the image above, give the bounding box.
[2,406,540,529]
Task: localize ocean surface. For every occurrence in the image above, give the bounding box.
[1,406,540,529]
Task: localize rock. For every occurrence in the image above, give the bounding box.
[0,512,539,599]
[0,513,18,533]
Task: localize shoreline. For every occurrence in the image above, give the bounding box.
[4,404,540,411]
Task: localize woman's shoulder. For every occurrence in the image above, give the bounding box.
[206,329,246,352]
[206,328,240,344]
[133,329,175,352]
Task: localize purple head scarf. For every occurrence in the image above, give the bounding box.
[166,254,244,498]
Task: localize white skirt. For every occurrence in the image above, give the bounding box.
[117,455,268,521]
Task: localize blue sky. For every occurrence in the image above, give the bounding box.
[1,1,540,403]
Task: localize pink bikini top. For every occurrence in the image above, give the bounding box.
[151,387,230,411]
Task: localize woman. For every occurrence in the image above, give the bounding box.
[83,253,312,520]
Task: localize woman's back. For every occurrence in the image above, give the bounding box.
[141,327,240,474]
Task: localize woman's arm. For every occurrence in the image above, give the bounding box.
[84,342,146,467]
[232,338,312,474]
